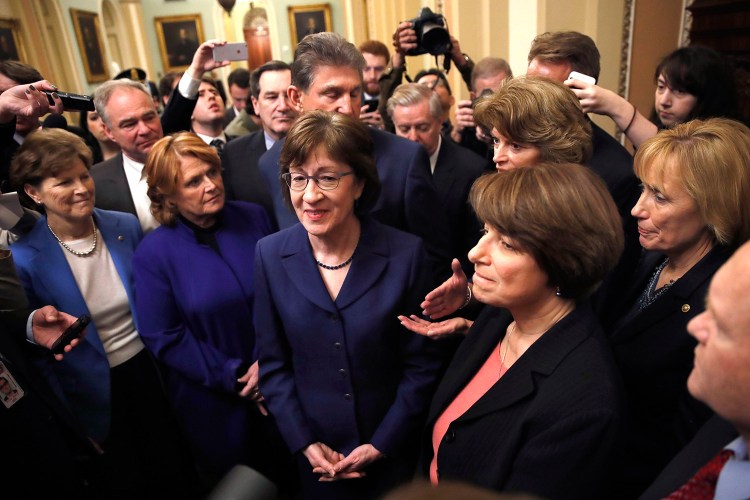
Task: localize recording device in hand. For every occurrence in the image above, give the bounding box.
[51,314,90,355]
[568,71,596,85]
[44,91,95,112]
[405,7,452,56]
[363,99,379,113]
[212,42,248,62]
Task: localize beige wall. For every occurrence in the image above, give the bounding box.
[629,0,684,129]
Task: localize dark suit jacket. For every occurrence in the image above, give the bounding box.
[90,89,197,216]
[0,252,99,497]
[422,304,623,499]
[1,310,101,496]
[0,118,19,192]
[254,218,443,497]
[433,138,489,276]
[221,130,277,230]
[222,106,238,129]
[638,414,737,499]
[587,121,638,220]
[606,247,727,497]
[258,127,453,280]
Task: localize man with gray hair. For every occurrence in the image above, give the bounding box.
[388,82,488,277]
[91,40,229,232]
[258,32,452,278]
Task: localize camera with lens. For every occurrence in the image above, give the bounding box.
[405,7,452,56]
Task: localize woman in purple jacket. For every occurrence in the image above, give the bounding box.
[133,132,289,492]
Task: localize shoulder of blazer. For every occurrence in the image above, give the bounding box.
[90,153,124,180]
[436,139,487,177]
[225,129,265,156]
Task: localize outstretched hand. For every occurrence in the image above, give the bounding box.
[0,80,63,124]
[398,314,473,339]
[32,306,84,361]
[421,258,470,319]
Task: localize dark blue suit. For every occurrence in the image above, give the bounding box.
[257,128,453,279]
[254,218,443,499]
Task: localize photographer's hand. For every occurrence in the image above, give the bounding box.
[392,21,416,65]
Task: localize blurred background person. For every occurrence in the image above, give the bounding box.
[416,163,623,498]
[358,39,389,129]
[223,67,250,128]
[133,132,290,493]
[450,57,512,157]
[9,128,197,499]
[602,117,750,497]
[569,45,743,148]
[78,109,120,164]
[157,70,182,109]
[254,111,442,499]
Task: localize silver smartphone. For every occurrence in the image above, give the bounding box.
[212,42,248,62]
[568,71,596,85]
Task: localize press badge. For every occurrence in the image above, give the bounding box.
[0,360,25,408]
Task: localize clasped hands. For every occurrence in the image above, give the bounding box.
[303,442,383,482]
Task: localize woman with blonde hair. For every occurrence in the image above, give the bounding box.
[604,117,750,497]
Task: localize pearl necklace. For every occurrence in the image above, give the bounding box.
[48,220,97,257]
[316,254,354,270]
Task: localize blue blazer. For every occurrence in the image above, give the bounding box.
[257,127,453,279]
[254,218,442,459]
[10,209,142,440]
[132,202,274,474]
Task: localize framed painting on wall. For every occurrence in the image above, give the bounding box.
[288,4,332,46]
[70,9,108,83]
[155,14,204,72]
[0,18,25,62]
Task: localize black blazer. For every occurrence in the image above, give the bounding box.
[607,247,728,497]
[433,138,490,277]
[221,130,277,230]
[0,255,99,497]
[638,414,737,499]
[422,304,623,499]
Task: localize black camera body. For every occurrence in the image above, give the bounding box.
[406,7,452,56]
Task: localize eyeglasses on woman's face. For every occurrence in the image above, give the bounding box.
[282,171,354,191]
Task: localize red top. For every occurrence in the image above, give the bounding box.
[430,337,507,484]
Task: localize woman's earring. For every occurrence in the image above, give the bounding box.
[555,286,562,297]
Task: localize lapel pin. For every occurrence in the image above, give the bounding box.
[681,304,690,313]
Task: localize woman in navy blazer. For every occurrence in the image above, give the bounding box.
[9,129,195,498]
[601,118,750,497]
[254,111,442,499]
[419,163,625,498]
[133,133,289,491]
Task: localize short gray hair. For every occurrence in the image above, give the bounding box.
[93,79,151,126]
[291,32,365,92]
[386,82,442,121]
